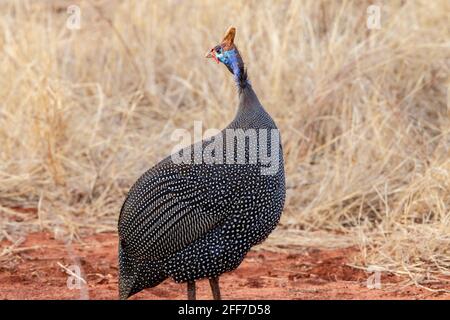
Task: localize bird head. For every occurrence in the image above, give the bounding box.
[205,26,244,77]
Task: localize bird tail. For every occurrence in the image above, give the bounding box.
[118,240,167,299]
[118,240,135,300]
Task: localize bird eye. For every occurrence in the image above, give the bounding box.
[215,47,222,54]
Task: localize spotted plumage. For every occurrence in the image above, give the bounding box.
[118,27,286,300]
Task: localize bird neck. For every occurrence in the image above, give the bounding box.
[238,84,258,107]
[224,48,248,89]
[228,81,271,130]
[236,84,263,116]
[233,67,249,90]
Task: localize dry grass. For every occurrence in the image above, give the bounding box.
[0,0,449,287]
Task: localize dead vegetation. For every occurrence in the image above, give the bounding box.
[0,0,449,290]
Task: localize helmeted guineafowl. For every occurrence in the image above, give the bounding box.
[118,26,286,300]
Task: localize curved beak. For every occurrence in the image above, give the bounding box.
[205,49,220,64]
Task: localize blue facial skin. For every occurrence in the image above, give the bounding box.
[216,48,241,79]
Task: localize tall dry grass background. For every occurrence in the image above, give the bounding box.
[0,0,449,288]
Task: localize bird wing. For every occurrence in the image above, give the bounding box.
[118,160,262,261]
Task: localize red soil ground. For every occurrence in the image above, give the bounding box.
[0,232,449,300]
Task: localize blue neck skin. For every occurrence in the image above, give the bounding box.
[216,49,243,85]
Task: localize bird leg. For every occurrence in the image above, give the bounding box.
[209,277,221,300]
[187,280,196,300]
